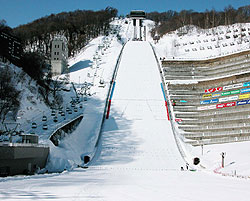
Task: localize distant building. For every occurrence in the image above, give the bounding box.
[0,31,22,64]
[129,10,146,40]
[50,35,68,75]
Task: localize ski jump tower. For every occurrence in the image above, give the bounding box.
[130,10,146,41]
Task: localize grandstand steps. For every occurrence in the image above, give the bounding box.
[179,122,250,132]
[163,50,250,145]
[188,135,250,146]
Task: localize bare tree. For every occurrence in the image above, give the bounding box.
[0,65,20,124]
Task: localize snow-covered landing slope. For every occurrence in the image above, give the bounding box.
[93,41,184,170]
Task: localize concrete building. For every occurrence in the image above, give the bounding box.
[0,31,22,64]
[0,134,49,176]
[51,35,68,75]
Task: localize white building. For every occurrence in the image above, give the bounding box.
[51,35,68,75]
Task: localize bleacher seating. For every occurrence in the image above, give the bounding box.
[163,50,250,146]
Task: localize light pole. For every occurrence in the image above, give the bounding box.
[221,152,226,168]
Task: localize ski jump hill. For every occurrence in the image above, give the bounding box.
[2,40,250,201]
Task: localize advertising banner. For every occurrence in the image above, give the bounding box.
[231,89,240,95]
[197,104,216,110]
[228,95,238,101]
[239,93,250,100]
[243,82,250,87]
[202,94,212,99]
[197,106,207,110]
[241,88,250,94]
[219,97,229,102]
[212,93,221,98]
[223,85,233,90]
[221,91,231,96]
[200,100,211,104]
[233,83,243,88]
[237,100,248,106]
[210,99,219,104]
[200,99,218,104]
[208,105,217,110]
[216,102,236,109]
[204,87,223,93]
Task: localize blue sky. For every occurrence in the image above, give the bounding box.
[0,0,249,28]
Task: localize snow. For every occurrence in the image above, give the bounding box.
[1,18,250,200]
[153,23,250,60]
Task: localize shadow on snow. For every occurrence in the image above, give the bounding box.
[92,107,141,167]
[69,60,93,73]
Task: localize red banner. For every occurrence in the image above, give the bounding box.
[205,87,223,93]
[216,101,236,109]
[165,101,170,121]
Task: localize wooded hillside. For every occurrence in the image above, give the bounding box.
[13,7,117,57]
[147,5,250,37]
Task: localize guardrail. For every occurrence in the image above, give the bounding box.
[0,142,49,148]
[81,42,128,166]
[94,42,127,148]
[150,43,189,163]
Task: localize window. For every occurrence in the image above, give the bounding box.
[54,52,56,55]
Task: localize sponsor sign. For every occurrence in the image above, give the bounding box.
[200,100,211,104]
[175,118,182,122]
[212,93,221,98]
[219,97,229,102]
[197,106,207,110]
[204,87,223,93]
[223,83,243,90]
[228,95,238,101]
[233,83,243,88]
[223,85,233,90]
[208,105,217,110]
[239,93,250,100]
[243,82,250,87]
[220,96,238,102]
[237,100,248,106]
[221,91,231,96]
[241,88,250,94]
[197,105,216,111]
[216,102,236,109]
[210,99,219,104]
[200,99,218,104]
[231,89,240,95]
[202,94,212,99]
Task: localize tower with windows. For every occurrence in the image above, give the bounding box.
[130,10,146,41]
[51,35,68,75]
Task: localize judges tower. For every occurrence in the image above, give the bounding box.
[130,10,146,41]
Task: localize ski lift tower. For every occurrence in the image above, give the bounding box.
[130,10,146,41]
